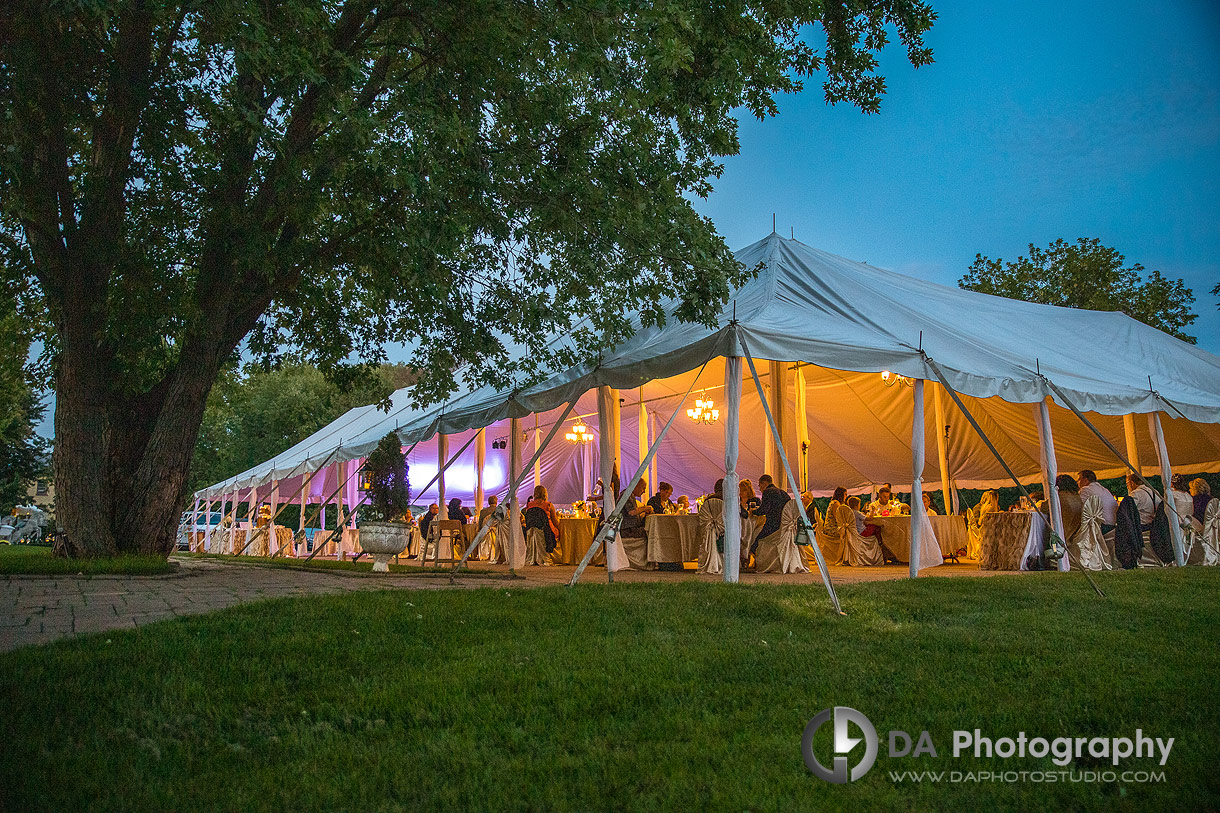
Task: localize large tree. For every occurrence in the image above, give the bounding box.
[959,238,1198,342]
[0,0,935,556]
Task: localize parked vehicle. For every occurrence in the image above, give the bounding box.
[177,511,223,551]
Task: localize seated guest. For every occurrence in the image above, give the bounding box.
[849,495,887,551]
[1170,474,1194,530]
[1126,474,1160,527]
[1189,478,1212,526]
[815,487,848,565]
[740,479,761,518]
[419,503,440,538]
[708,478,725,502]
[922,492,938,515]
[618,480,652,569]
[676,495,690,514]
[590,478,604,501]
[478,495,499,528]
[979,490,1000,515]
[867,486,898,517]
[1051,474,1083,543]
[523,485,561,565]
[447,497,468,523]
[1077,470,1117,530]
[753,475,791,555]
[1029,490,1045,509]
[647,482,677,515]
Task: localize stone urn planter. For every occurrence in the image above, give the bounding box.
[358,520,411,572]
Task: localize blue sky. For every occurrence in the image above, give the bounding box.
[694,0,1220,352]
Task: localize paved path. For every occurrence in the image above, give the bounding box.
[0,557,1007,652]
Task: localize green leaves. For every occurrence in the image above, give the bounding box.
[959,238,1200,343]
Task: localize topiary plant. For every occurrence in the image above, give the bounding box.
[362,432,411,522]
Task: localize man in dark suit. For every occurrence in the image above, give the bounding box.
[753,474,791,553]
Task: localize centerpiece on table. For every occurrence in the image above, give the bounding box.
[357,432,413,572]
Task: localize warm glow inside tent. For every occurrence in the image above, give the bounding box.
[193,234,1220,578]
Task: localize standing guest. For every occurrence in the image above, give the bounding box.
[1076,470,1118,531]
[447,497,468,523]
[754,474,791,547]
[922,492,938,516]
[590,478,605,502]
[647,482,677,515]
[1189,478,1212,526]
[1126,474,1160,527]
[419,503,440,539]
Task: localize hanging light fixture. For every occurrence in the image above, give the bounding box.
[686,397,720,425]
[565,418,594,444]
[881,370,914,388]
[358,466,374,492]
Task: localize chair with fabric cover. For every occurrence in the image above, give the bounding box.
[837,502,884,567]
[1201,498,1220,567]
[798,503,822,570]
[754,501,808,574]
[523,505,555,565]
[966,506,983,560]
[815,501,846,565]
[1070,495,1111,571]
[739,515,761,568]
[696,498,724,575]
[274,525,295,557]
[478,518,501,563]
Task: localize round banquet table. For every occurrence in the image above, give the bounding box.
[556,517,600,565]
[979,511,1047,571]
[867,514,967,561]
[645,514,701,563]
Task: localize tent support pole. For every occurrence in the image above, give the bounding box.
[452,396,582,573]
[475,429,486,514]
[189,496,200,552]
[570,359,715,586]
[910,379,925,579]
[1123,414,1142,474]
[723,356,742,583]
[437,433,447,518]
[1034,399,1069,571]
[742,346,843,612]
[601,386,623,580]
[507,418,523,571]
[638,389,649,495]
[1148,412,1186,566]
[794,366,810,493]
[934,384,952,516]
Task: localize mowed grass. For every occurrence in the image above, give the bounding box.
[0,544,176,576]
[1,570,1217,811]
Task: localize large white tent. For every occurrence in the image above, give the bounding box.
[194,233,1220,576]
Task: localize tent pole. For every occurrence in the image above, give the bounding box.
[934,384,952,517]
[1123,414,1142,475]
[228,490,240,554]
[1035,399,1069,571]
[533,416,541,490]
[240,485,259,556]
[475,429,486,514]
[794,366,810,493]
[742,346,842,612]
[190,496,200,552]
[601,386,624,579]
[453,395,582,572]
[638,389,649,495]
[769,360,788,481]
[437,433,447,515]
[910,379,926,579]
[1148,412,1186,566]
[508,417,523,571]
[648,411,657,495]
[723,356,743,583]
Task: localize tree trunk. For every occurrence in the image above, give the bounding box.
[53,344,222,558]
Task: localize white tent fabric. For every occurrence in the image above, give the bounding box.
[197,233,1220,506]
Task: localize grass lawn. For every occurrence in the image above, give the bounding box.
[178,551,504,577]
[1,569,1217,811]
[0,544,176,576]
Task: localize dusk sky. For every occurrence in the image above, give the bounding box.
[695,0,1220,352]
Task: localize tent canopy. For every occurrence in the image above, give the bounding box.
[197,233,1220,504]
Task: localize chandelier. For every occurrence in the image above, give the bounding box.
[565,419,594,444]
[686,397,720,424]
[881,370,914,388]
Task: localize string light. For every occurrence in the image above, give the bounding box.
[881,370,914,388]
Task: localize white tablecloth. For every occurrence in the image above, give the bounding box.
[868,515,965,560]
[645,514,700,562]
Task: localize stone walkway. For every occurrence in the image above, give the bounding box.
[0,556,1008,652]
